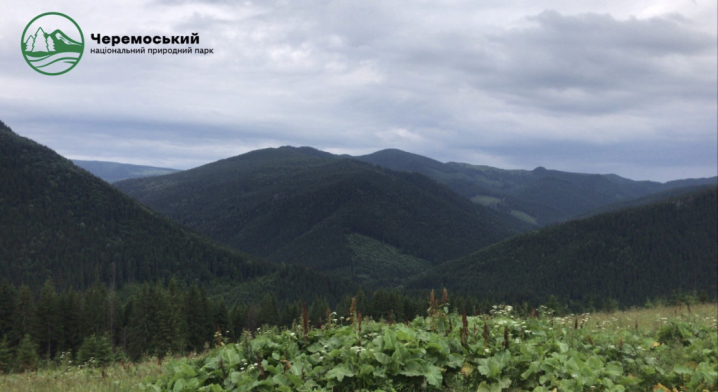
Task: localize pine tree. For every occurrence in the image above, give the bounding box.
[0,283,16,341]
[0,336,12,374]
[83,281,108,337]
[212,300,229,340]
[258,293,280,326]
[45,35,55,52]
[309,296,329,326]
[228,304,245,341]
[126,285,153,360]
[12,285,35,348]
[24,36,34,52]
[34,279,59,359]
[16,334,38,372]
[58,289,82,355]
[77,334,113,367]
[184,285,207,352]
[166,279,188,354]
[31,29,48,52]
[355,289,369,315]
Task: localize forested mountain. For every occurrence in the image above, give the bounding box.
[0,120,354,302]
[72,160,179,183]
[355,149,717,225]
[576,184,717,219]
[408,188,718,308]
[115,147,530,286]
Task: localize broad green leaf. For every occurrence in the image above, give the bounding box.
[373,351,391,365]
[425,364,443,387]
[172,379,185,392]
[326,364,356,382]
[672,365,692,375]
[605,363,623,377]
[398,359,424,377]
[446,353,464,368]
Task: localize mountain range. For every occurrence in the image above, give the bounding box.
[2,118,715,307]
[0,120,354,303]
[408,187,717,308]
[354,149,717,226]
[115,145,717,295]
[114,147,530,287]
[72,160,179,183]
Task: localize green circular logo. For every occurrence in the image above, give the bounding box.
[21,12,84,76]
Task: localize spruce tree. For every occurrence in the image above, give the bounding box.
[83,281,109,337]
[12,285,35,348]
[77,334,113,367]
[184,285,207,352]
[16,334,38,372]
[58,289,82,355]
[0,336,12,374]
[0,283,16,341]
[34,278,59,359]
[258,293,280,326]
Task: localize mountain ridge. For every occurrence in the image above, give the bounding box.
[0,120,356,303]
[355,148,717,225]
[407,187,718,308]
[115,146,531,286]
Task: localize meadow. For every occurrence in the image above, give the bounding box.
[2,303,716,392]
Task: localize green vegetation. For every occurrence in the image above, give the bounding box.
[0,120,266,290]
[72,160,179,183]
[141,302,718,391]
[2,119,717,391]
[0,121,358,305]
[410,188,718,308]
[1,290,715,391]
[341,234,432,288]
[0,357,166,392]
[115,146,529,280]
[356,149,717,225]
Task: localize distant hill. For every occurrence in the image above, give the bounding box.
[115,146,530,287]
[576,184,717,219]
[72,160,179,183]
[0,120,354,303]
[355,149,717,226]
[408,188,718,308]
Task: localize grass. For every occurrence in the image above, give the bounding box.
[0,357,166,392]
[1,303,715,391]
[587,303,718,331]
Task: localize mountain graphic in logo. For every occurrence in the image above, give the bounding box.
[22,13,84,75]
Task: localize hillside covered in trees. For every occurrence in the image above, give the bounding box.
[0,120,354,303]
[356,149,717,225]
[409,187,718,308]
[115,147,530,285]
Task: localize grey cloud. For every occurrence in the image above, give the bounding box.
[2,1,715,183]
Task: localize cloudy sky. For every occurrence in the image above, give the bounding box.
[1,0,716,182]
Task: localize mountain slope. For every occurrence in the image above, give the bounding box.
[0,120,354,302]
[115,147,530,285]
[576,184,717,220]
[356,149,717,225]
[408,188,718,307]
[72,160,179,182]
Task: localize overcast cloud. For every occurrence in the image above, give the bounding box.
[1,0,716,181]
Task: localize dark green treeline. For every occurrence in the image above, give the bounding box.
[0,279,434,373]
[1,278,710,373]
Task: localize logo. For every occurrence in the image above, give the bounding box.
[21,12,84,75]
